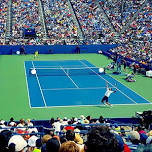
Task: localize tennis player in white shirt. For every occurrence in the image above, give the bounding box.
[101,81,117,106]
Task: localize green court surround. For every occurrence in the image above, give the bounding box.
[0,54,151,120]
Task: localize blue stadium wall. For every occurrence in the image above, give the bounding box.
[0,44,119,55]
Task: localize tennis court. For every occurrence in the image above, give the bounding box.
[24,60,150,108]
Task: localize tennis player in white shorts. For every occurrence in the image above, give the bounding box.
[101,81,117,106]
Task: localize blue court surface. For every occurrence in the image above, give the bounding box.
[24,60,150,108]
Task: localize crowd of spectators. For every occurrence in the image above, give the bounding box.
[0,0,8,45]
[1,115,152,151]
[110,44,152,68]
[123,2,152,43]
[70,0,116,44]
[99,0,146,33]
[99,0,122,32]
[0,0,151,46]
[41,0,79,45]
[122,0,146,28]
[10,0,44,45]
[107,1,152,69]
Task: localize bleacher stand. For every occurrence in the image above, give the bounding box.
[0,114,152,151]
[71,0,115,44]
[11,0,44,45]
[0,0,8,45]
[41,0,79,45]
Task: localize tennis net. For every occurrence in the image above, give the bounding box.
[29,67,103,76]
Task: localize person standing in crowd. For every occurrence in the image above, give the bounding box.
[122,57,127,72]
[20,46,26,55]
[132,63,139,75]
[116,56,122,73]
[59,141,80,152]
[75,46,80,54]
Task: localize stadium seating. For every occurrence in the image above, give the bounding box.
[0,1,152,151]
[0,0,8,44]
[41,0,79,45]
[0,0,151,48]
[0,115,152,151]
[11,0,44,45]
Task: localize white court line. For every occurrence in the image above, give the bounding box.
[24,62,32,109]
[42,86,116,91]
[107,74,151,103]
[30,102,152,109]
[33,65,86,68]
[60,66,79,88]
[79,60,138,104]
[32,61,47,107]
[28,59,82,62]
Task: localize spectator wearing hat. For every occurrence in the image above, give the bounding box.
[127,131,141,151]
[79,115,85,124]
[8,117,16,127]
[8,135,27,152]
[27,135,39,152]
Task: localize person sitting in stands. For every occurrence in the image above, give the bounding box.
[66,129,83,145]
[59,141,80,152]
[46,137,60,152]
[64,121,75,131]
[85,126,122,152]
[16,118,26,132]
[8,117,16,127]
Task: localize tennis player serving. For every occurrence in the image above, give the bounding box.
[101,81,117,106]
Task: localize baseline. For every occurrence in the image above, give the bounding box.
[79,60,138,104]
